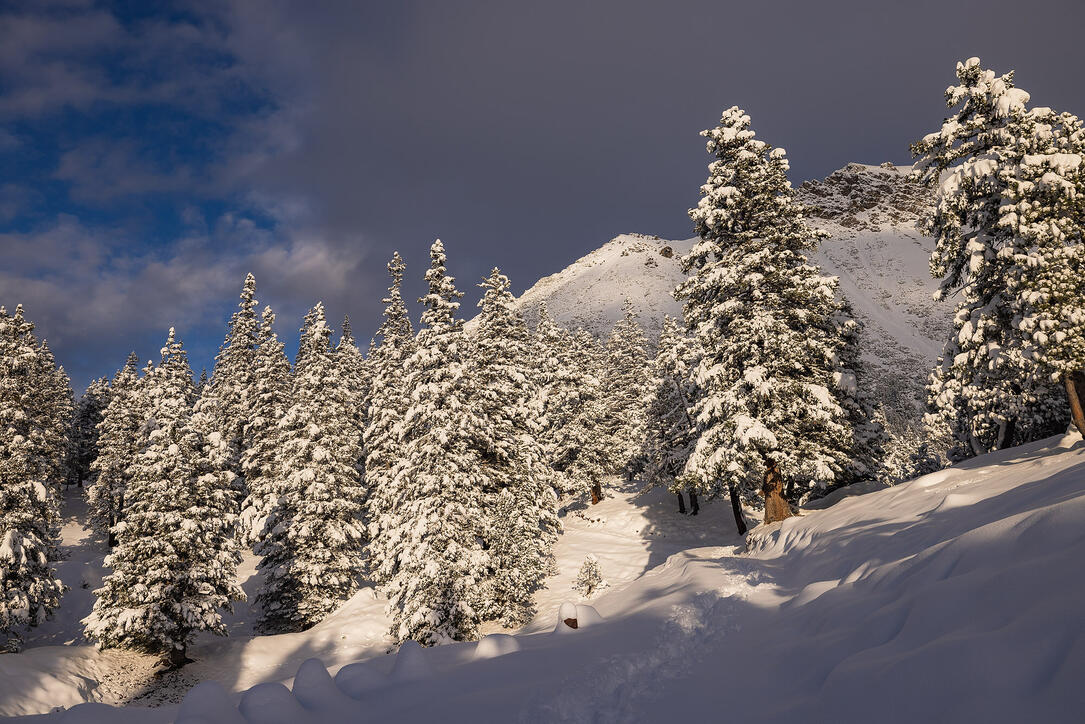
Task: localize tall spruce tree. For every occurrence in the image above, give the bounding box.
[87,353,142,548]
[238,307,291,546]
[32,341,75,492]
[0,305,66,650]
[71,377,111,488]
[603,300,651,479]
[531,306,582,494]
[85,329,243,667]
[254,304,365,633]
[556,329,614,504]
[913,58,1083,456]
[204,274,261,510]
[364,252,415,588]
[677,107,855,528]
[381,240,488,645]
[640,317,705,515]
[471,269,559,625]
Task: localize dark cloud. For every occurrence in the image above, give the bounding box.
[3,0,1085,389]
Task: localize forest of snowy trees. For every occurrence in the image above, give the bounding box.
[1,58,1082,664]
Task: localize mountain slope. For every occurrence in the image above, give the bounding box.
[506,162,950,428]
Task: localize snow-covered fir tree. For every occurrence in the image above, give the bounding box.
[381,240,488,645]
[913,58,1083,456]
[470,268,559,625]
[71,377,111,488]
[335,315,368,477]
[204,274,261,510]
[254,304,365,633]
[87,353,143,548]
[238,307,291,546]
[531,306,583,493]
[602,300,651,479]
[639,316,704,514]
[0,305,66,650]
[557,329,615,504]
[364,252,415,588]
[31,340,75,493]
[677,107,856,528]
[572,554,608,598]
[823,301,890,492]
[85,329,243,667]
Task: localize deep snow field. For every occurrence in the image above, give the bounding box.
[3,431,1083,722]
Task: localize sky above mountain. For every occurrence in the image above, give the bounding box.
[3,0,1084,389]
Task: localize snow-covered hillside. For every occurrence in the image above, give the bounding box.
[504,163,950,427]
[16,431,1083,723]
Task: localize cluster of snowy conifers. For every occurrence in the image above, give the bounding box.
[1,57,1083,665]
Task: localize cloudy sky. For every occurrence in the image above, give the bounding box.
[3,0,1084,389]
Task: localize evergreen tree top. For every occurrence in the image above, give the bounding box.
[419,239,463,332]
[687,106,824,267]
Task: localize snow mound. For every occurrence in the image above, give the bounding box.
[389,640,431,682]
[332,661,387,699]
[472,634,521,660]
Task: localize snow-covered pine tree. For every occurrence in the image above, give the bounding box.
[71,377,111,488]
[531,306,582,492]
[203,274,261,509]
[381,240,488,645]
[602,300,651,479]
[238,307,291,546]
[470,268,559,626]
[557,329,614,504]
[364,252,415,588]
[824,301,890,491]
[572,554,608,598]
[677,107,854,529]
[335,315,368,476]
[31,340,75,492]
[640,316,704,515]
[0,305,65,650]
[254,304,365,633]
[87,353,143,547]
[84,329,243,667]
[912,58,1078,459]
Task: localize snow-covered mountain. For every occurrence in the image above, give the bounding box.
[507,162,950,429]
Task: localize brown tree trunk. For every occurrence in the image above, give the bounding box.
[688,489,700,516]
[728,482,747,535]
[762,460,793,524]
[167,644,189,669]
[1066,371,1085,437]
[675,492,687,515]
[590,483,602,505]
[997,417,1017,450]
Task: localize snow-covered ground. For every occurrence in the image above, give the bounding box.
[6,431,1084,722]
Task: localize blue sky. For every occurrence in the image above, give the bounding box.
[3,0,1084,390]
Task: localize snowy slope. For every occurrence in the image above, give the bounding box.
[498,163,949,427]
[13,431,1085,722]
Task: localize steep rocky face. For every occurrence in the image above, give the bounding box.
[797,162,933,232]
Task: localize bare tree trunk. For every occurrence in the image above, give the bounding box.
[676,492,687,515]
[762,460,793,524]
[727,482,747,535]
[1066,371,1085,437]
[590,483,602,505]
[688,489,700,516]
